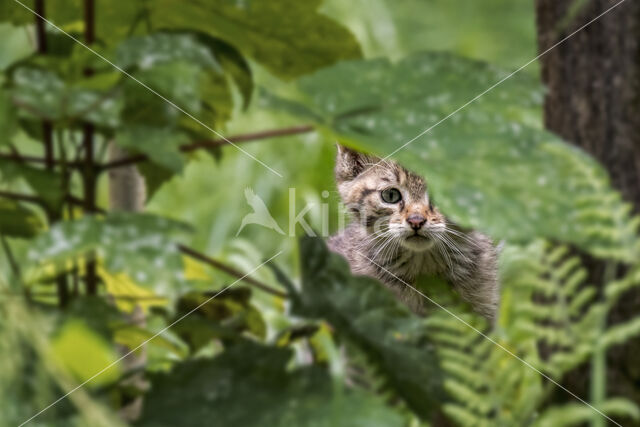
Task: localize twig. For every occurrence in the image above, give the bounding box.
[1,236,22,283]
[0,152,83,167]
[0,190,46,206]
[101,124,315,170]
[82,0,98,296]
[178,244,288,298]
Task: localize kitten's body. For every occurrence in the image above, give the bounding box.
[328,146,499,320]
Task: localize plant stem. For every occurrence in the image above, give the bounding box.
[1,236,22,287]
[33,0,69,307]
[590,261,616,427]
[177,244,288,298]
[34,0,47,53]
[0,190,46,206]
[82,0,98,296]
[100,124,315,170]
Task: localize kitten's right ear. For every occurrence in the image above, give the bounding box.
[335,144,373,182]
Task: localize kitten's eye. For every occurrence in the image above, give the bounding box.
[380,188,402,204]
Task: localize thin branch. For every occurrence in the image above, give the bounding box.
[178,244,288,298]
[81,0,98,296]
[1,236,22,283]
[0,190,46,206]
[101,124,315,170]
[11,97,52,120]
[0,152,83,167]
[34,0,47,53]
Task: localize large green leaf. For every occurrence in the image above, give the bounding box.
[272,237,444,419]
[0,22,35,71]
[0,89,19,146]
[195,35,254,109]
[115,32,221,72]
[51,319,121,388]
[0,199,44,238]
[0,158,64,209]
[268,52,638,260]
[115,125,187,173]
[137,339,405,427]
[11,67,122,127]
[24,213,191,293]
[150,0,361,79]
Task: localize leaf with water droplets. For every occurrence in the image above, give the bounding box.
[269,52,637,260]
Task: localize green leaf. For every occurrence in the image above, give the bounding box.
[275,236,443,419]
[24,213,191,294]
[0,23,35,71]
[115,125,190,199]
[269,52,638,260]
[138,340,405,427]
[170,289,267,353]
[150,0,362,79]
[11,67,123,127]
[115,125,188,173]
[0,89,19,146]
[51,319,121,388]
[121,61,203,125]
[0,199,44,238]
[113,325,187,359]
[533,399,640,427]
[0,158,64,209]
[115,32,221,72]
[194,35,253,109]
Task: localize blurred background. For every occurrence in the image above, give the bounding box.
[1,0,639,426]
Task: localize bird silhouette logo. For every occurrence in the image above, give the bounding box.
[236,188,285,236]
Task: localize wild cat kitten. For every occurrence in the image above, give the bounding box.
[328,145,499,321]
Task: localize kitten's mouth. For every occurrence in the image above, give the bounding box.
[402,233,434,251]
[407,234,427,240]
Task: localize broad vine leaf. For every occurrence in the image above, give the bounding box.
[0,158,64,209]
[98,266,168,314]
[171,289,266,353]
[113,325,187,359]
[0,89,18,146]
[24,213,191,294]
[116,33,221,72]
[194,35,254,109]
[272,236,443,419]
[115,125,188,173]
[11,67,122,127]
[51,319,121,388]
[269,52,638,261]
[150,0,362,79]
[137,340,405,427]
[0,22,35,71]
[115,32,233,129]
[0,199,43,238]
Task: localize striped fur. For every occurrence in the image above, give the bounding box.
[328,145,499,321]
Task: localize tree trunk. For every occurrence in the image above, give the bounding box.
[536,0,640,419]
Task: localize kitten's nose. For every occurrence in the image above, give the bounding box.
[407,214,426,230]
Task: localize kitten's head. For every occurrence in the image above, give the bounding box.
[335,145,446,252]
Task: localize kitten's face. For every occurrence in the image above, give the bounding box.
[335,145,446,252]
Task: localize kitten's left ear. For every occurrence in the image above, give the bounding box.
[335,144,378,182]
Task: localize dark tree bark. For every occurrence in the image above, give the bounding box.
[536,0,640,418]
[537,0,640,206]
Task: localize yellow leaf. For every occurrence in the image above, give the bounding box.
[51,320,120,388]
[98,267,167,314]
[182,255,212,281]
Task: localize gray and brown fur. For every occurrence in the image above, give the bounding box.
[328,145,499,321]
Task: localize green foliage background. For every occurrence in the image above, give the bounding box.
[1,1,639,426]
